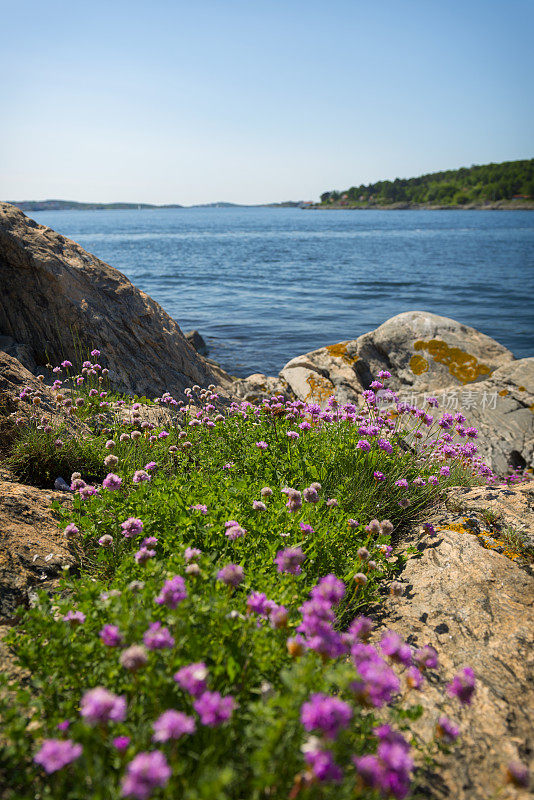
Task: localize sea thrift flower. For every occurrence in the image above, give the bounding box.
[152,710,196,742]
[354,573,367,586]
[142,536,158,547]
[311,574,345,605]
[104,454,119,468]
[174,662,208,697]
[34,739,82,773]
[414,645,438,670]
[103,473,122,491]
[189,504,208,514]
[255,441,268,449]
[155,576,187,609]
[193,691,236,726]
[275,546,306,575]
[303,486,319,503]
[252,500,267,510]
[300,693,352,739]
[305,748,343,782]
[64,523,79,538]
[351,643,401,707]
[217,563,244,587]
[447,667,476,705]
[326,498,339,507]
[80,687,127,725]
[184,547,201,562]
[380,519,394,536]
[347,518,359,529]
[300,522,314,534]
[506,761,530,789]
[100,624,124,647]
[113,736,131,751]
[121,751,171,799]
[406,666,424,689]
[120,645,148,672]
[135,547,156,565]
[357,439,371,452]
[225,525,246,540]
[380,631,412,666]
[63,610,86,626]
[98,534,113,547]
[373,471,386,481]
[133,470,150,483]
[260,486,273,497]
[365,519,381,535]
[57,720,70,731]
[143,623,175,650]
[121,518,144,538]
[436,716,459,743]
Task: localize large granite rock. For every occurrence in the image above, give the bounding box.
[375,485,534,799]
[273,312,531,474]
[279,311,514,405]
[0,202,220,398]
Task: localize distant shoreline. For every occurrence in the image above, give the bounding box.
[305,200,534,211]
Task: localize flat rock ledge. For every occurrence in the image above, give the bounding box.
[375,486,534,799]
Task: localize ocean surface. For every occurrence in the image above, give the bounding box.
[31,207,534,378]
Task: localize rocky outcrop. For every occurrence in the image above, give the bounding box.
[185,330,209,357]
[0,469,74,622]
[376,484,534,799]
[231,373,293,402]
[279,311,514,404]
[235,311,531,474]
[0,203,221,398]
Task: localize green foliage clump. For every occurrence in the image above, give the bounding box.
[0,362,485,799]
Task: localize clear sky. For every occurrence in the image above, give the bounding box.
[1,0,532,205]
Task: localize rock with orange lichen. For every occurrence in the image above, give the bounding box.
[277,312,514,407]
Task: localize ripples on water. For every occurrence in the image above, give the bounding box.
[31,208,534,378]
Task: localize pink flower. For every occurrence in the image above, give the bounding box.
[193,691,235,727]
[80,687,127,725]
[34,739,82,773]
[103,473,122,491]
[121,751,171,799]
[152,710,196,742]
[174,662,208,697]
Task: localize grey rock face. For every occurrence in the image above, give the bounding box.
[0,202,219,398]
[375,491,534,799]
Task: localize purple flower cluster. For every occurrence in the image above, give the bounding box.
[143,622,175,650]
[34,739,82,773]
[447,667,476,705]
[217,563,244,587]
[80,687,127,725]
[193,691,235,727]
[174,662,208,697]
[301,693,352,739]
[354,725,414,799]
[121,517,144,538]
[155,575,187,609]
[152,709,196,742]
[121,751,171,799]
[274,546,306,575]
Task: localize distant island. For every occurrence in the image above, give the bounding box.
[7,199,307,212]
[313,159,534,209]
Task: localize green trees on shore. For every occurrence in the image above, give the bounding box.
[320,159,534,206]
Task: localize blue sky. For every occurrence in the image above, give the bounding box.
[1,0,532,204]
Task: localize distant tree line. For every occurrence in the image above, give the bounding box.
[320,159,534,206]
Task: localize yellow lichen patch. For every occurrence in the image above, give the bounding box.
[409,354,429,375]
[441,521,469,534]
[517,385,526,392]
[305,373,335,404]
[413,339,493,384]
[325,342,358,365]
[498,389,509,397]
